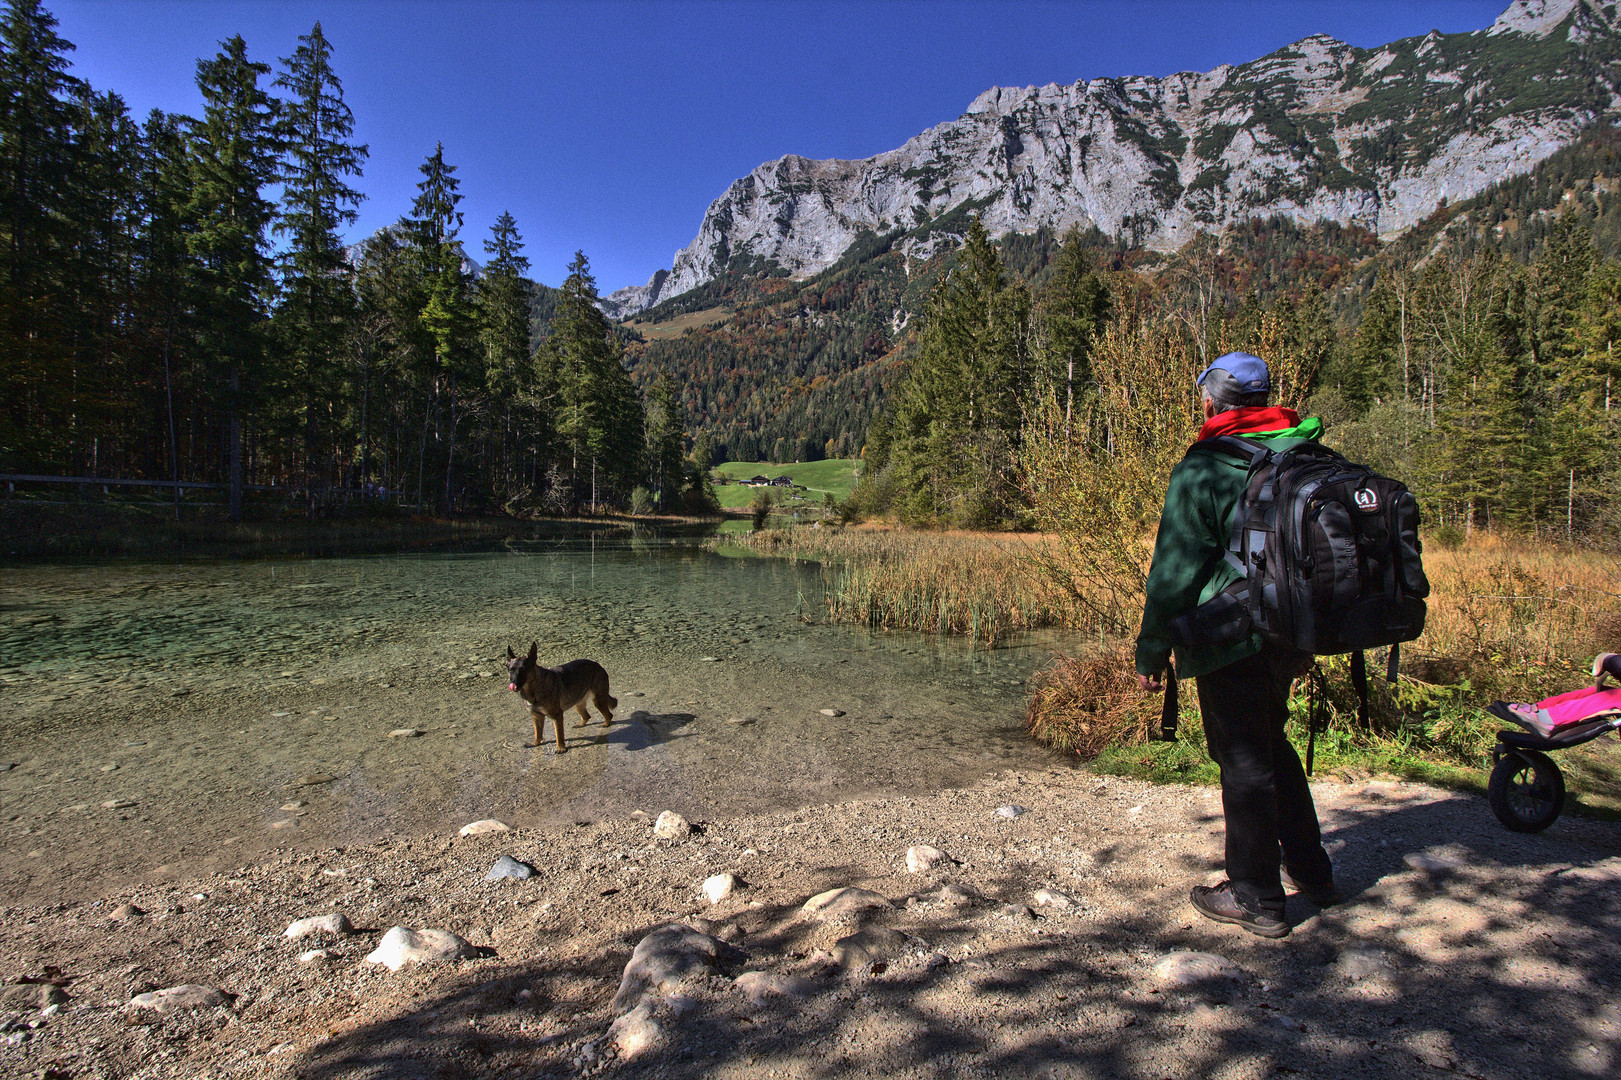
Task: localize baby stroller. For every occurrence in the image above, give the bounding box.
[1485,653,1621,832]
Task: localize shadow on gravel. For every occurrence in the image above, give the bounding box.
[294,790,1621,1080]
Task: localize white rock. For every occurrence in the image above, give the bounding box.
[459,819,510,837]
[608,1002,664,1060]
[297,949,335,964]
[906,845,951,873]
[364,927,481,971]
[702,872,740,904]
[1335,946,1396,982]
[801,887,893,922]
[995,804,1028,819]
[486,855,535,881]
[732,971,815,1005]
[1153,951,1248,989]
[819,708,845,717]
[653,811,692,840]
[283,913,354,939]
[388,728,425,738]
[101,799,136,809]
[1404,851,1463,874]
[1032,888,1076,910]
[127,984,233,1015]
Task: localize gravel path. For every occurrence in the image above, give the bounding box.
[2,767,1618,1079]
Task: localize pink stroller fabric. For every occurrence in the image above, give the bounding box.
[1504,685,1621,737]
[1535,685,1621,726]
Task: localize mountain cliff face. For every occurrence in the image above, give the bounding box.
[604,0,1621,318]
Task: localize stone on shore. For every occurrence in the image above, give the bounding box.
[653,811,692,840]
[364,927,481,971]
[388,728,425,738]
[610,923,746,1015]
[732,971,815,1005]
[109,903,144,921]
[126,984,233,1016]
[702,872,740,904]
[906,845,951,873]
[995,804,1028,819]
[1154,951,1249,991]
[459,819,510,837]
[1032,888,1076,910]
[283,913,354,939]
[608,1002,665,1060]
[801,887,893,922]
[831,926,910,970]
[819,709,845,717]
[486,855,535,881]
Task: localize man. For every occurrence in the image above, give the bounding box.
[1135,351,1337,939]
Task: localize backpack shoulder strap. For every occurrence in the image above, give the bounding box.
[1187,435,1273,466]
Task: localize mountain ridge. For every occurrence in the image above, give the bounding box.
[604,0,1621,318]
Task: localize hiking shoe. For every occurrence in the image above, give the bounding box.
[1190,882,1290,938]
[1281,868,1341,907]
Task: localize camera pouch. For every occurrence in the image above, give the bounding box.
[1168,582,1253,648]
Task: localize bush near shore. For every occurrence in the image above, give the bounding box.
[727,523,1621,811]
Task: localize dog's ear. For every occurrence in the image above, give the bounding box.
[527,641,538,664]
[507,645,516,660]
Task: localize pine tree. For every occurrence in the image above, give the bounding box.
[405,143,473,510]
[546,250,643,510]
[274,21,367,499]
[1036,226,1111,436]
[644,370,685,509]
[477,210,535,498]
[185,34,279,519]
[0,0,82,467]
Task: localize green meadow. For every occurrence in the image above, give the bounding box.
[710,459,861,509]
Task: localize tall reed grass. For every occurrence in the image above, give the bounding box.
[710,526,1088,643]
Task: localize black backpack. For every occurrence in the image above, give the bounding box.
[1164,436,1430,767]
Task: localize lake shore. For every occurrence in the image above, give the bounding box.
[1,765,1617,1079]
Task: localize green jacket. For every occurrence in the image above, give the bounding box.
[1134,417,1324,679]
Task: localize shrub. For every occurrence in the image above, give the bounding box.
[1026,644,1163,759]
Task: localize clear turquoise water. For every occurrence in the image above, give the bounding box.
[0,537,1065,901]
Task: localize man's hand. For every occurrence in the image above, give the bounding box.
[1137,671,1164,693]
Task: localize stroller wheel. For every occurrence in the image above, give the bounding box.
[1487,748,1565,832]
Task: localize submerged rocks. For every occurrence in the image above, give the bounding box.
[283,913,354,939]
[653,811,692,840]
[126,984,233,1016]
[906,845,952,873]
[486,856,535,882]
[365,927,482,972]
[458,819,510,837]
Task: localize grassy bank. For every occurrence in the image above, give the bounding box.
[727,523,1621,811]
[710,459,861,511]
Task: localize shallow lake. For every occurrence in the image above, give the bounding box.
[0,533,1066,904]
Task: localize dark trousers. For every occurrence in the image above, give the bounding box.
[1194,645,1333,916]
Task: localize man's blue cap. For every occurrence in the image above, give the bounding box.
[1197,351,1270,394]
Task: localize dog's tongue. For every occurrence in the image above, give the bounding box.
[508,682,517,692]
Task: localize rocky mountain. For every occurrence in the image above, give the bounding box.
[604,0,1621,318]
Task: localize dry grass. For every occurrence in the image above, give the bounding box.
[1025,643,1162,758]
[1416,542,1621,693]
[710,526,1085,643]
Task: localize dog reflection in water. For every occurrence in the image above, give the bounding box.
[505,641,617,753]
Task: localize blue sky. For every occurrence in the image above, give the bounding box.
[53,0,1510,292]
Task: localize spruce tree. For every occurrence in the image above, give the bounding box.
[405,143,473,510]
[274,21,367,498]
[477,210,534,497]
[185,34,279,519]
[0,0,82,466]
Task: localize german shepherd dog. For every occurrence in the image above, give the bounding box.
[505,642,616,753]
